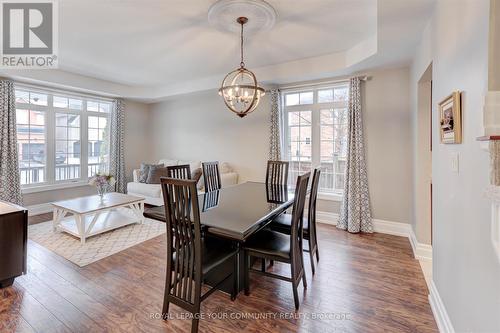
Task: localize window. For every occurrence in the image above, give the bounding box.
[15,87,112,188]
[283,83,349,194]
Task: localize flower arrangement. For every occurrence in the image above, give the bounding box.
[89,173,116,198]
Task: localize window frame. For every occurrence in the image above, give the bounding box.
[15,85,113,193]
[282,82,349,199]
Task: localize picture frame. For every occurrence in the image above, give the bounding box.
[438,91,462,144]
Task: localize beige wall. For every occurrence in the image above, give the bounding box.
[23,100,150,206]
[362,67,413,224]
[148,67,413,224]
[489,0,500,90]
[149,90,271,183]
[411,0,500,331]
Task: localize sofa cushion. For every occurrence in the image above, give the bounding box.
[146,165,169,184]
[179,160,201,172]
[139,163,163,183]
[220,162,233,174]
[127,182,162,198]
[192,168,204,190]
[158,159,178,167]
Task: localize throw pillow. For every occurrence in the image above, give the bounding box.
[192,168,203,190]
[139,163,163,183]
[146,165,169,184]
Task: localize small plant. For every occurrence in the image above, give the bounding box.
[89,173,116,197]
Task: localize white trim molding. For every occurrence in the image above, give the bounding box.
[429,281,455,333]
[316,211,432,261]
[409,227,433,261]
[316,211,412,237]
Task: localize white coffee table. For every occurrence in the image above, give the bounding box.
[52,193,145,244]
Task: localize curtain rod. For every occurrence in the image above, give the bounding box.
[278,75,370,91]
[14,82,117,103]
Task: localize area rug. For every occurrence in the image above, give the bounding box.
[29,218,166,267]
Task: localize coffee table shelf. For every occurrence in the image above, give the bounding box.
[52,193,145,244]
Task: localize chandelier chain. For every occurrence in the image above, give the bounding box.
[240,20,245,68]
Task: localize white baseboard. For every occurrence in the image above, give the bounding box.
[316,211,412,237]
[316,211,433,260]
[26,203,53,216]
[429,281,455,333]
[409,227,433,261]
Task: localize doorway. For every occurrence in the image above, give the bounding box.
[416,64,433,246]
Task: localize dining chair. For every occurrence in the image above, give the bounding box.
[202,190,220,211]
[242,171,310,310]
[160,177,238,333]
[269,168,321,274]
[265,160,289,185]
[166,164,191,179]
[202,161,221,192]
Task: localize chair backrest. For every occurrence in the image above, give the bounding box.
[161,177,202,309]
[266,160,289,185]
[289,172,310,270]
[166,164,191,180]
[265,183,288,204]
[202,190,220,211]
[308,168,321,239]
[202,162,221,192]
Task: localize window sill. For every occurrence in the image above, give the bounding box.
[317,192,343,202]
[22,181,90,194]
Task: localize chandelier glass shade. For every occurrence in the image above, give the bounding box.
[219,17,265,118]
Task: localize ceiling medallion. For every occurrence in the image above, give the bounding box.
[209,0,276,118]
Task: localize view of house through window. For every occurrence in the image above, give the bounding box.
[283,83,349,194]
[15,87,112,187]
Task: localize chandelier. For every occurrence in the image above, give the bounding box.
[218,16,265,118]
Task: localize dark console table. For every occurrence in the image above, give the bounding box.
[0,200,28,288]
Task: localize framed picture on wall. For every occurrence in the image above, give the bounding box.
[439,91,462,144]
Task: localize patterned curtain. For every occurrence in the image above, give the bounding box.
[109,99,126,193]
[269,89,282,160]
[337,77,373,233]
[0,80,22,205]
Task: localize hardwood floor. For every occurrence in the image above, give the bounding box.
[1,214,438,333]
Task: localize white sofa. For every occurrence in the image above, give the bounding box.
[127,158,238,206]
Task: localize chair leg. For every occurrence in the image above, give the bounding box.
[309,249,316,275]
[301,252,307,289]
[231,254,238,301]
[191,317,199,333]
[292,283,300,310]
[162,298,170,320]
[162,270,171,320]
[270,260,274,267]
[314,233,320,262]
[244,250,250,296]
[308,238,315,275]
[261,258,266,272]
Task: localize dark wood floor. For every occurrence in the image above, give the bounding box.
[1,213,438,333]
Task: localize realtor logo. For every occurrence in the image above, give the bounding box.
[0,0,58,68]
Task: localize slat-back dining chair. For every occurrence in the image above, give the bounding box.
[160,177,238,333]
[265,160,289,185]
[202,162,221,192]
[243,172,310,310]
[270,168,321,274]
[166,164,191,180]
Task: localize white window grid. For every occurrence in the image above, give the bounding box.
[282,83,349,194]
[15,85,112,189]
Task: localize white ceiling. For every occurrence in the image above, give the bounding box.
[1,0,435,101]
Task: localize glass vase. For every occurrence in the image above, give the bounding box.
[97,184,108,198]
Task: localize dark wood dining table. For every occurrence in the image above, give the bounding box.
[143,181,296,293]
